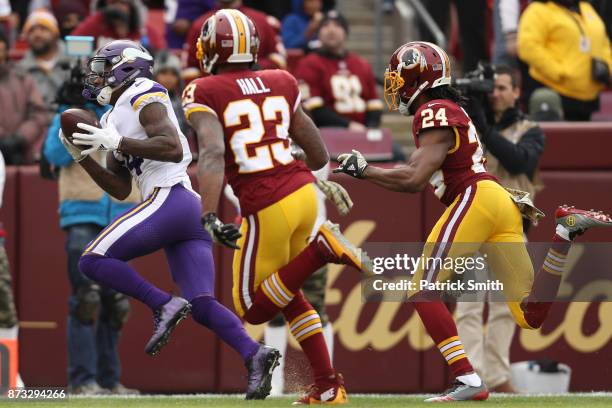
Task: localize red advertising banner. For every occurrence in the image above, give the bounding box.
[4,165,612,392]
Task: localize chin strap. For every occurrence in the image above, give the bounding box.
[400,81,430,116]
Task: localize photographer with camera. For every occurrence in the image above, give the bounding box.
[42,41,140,395]
[457,64,545,394]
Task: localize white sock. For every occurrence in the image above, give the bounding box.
[556,224,571,241]
[264,324,287,396]
[322,323,334,362]
[457,372,482,387]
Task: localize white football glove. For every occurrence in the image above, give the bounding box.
[58,129,86,163]
[316,179,353,215]
[333,149,368,179]
[72,122,123,156]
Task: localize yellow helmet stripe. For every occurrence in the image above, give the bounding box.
[228,10,247,54]
[238,11,251,54]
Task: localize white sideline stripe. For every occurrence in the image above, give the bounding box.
[92,188,170,255]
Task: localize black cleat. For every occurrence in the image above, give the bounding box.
[245,345,281,400]
[144,296,191,356]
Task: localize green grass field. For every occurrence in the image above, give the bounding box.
[3,394,612,407]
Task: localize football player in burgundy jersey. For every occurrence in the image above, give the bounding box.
[184,10,371,405]
[334,41,612,401]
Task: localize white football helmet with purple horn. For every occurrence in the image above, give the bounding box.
[83,40,154,105]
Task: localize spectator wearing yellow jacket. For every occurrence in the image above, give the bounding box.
[518,0,612,120]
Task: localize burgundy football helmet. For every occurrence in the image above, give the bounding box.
[384,41,452,115]
[197,9,260,74]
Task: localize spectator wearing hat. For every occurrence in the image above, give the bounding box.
[185,0,286,74]
[294,11,384,132]
[18,8,70,111]
[518,0,612,120]
[281,0,324,50]
[529,87,564,121]
[72,0,164,51]
[0,29,48,164]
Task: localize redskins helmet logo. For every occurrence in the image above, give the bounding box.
[202,17,215,46]
[397,47,427,73]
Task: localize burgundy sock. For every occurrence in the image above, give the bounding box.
[413,299,474,377]
[523,234,571,328]
[243,242,326,325]
[283,293,334,382]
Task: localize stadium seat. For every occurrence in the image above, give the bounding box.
[591,91,612,121]
[539,122,612,170]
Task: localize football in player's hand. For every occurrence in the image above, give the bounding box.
[60,108,99,144]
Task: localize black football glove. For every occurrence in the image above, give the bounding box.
[201,213,242,250]
[333,150,368,179]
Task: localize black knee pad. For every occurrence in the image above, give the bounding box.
[72,283,101,324]
[103,292,131,330]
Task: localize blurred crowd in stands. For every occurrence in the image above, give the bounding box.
[0,0,610,166]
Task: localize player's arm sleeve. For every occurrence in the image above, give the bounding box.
[517,4,567,82]
[43,112,74,167]
[182,80,218,121]
[484,125,545,178]
[130,82,171,113]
